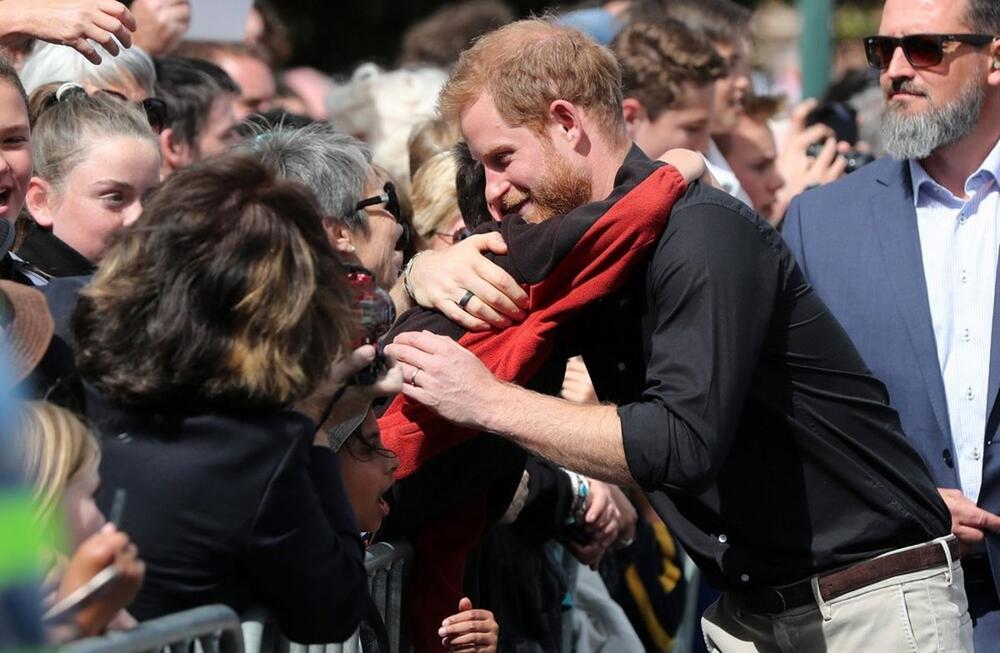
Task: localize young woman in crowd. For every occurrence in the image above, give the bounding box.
[0,59,32,226]
[13,84,160,283]
[18,400,144,641]
[66,153,369,644]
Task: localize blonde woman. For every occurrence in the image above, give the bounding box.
[18,401,143,640]
[410,150,468,251]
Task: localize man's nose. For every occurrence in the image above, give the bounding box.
[885,44,916,79]
[484,169,509,206]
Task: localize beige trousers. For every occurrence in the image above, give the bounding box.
[702,557,973,653]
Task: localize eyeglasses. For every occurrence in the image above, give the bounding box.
[433,227,471,245]
[138,98,168,134]
[863,34,996,70]
[355,181,410,251]
[96,89,168,133]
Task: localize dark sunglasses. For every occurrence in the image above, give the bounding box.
[355,181,410,251]
[98,90,168,133]
[863,33,996,70]
[433,227,471,245]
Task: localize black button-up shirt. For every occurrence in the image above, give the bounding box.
[577,169,950,590]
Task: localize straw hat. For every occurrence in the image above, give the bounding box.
[1,280,55,385]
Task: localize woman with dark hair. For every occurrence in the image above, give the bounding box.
[70,153,370,643]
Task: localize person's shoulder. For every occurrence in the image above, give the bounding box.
[790,156,904,212]
[667,182,782,250]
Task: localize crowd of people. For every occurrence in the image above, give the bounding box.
[0,0,997,652]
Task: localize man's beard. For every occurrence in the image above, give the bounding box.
[501,147,593,223]
[881,77,985,160]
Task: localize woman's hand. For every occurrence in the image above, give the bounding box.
[296,345,403,440]
[439,597,498,652]
[406,233,529,331]
[0,0,137,64]
[129,0,191,55]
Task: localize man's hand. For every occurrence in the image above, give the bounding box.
[385,331,500,429]
[0,0,137,64]
[561,356,598,405]
[407,233,529,331]
[439,597,498,653]
[295,344,403,439]
[569,478,621,568]
[938,488,1000,552]
[56,523,145,638]
[129,0,191,55]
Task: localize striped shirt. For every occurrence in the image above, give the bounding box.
[912,138,1000,502]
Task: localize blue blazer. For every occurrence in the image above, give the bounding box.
[783,156,1000,596]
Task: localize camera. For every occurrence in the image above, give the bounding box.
[804,101,874,174]
[344,266,396,385]
[805,142,875,174]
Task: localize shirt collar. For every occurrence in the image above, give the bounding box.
[909,137,1000,207]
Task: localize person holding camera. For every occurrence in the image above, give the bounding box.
[783,0,1000,647]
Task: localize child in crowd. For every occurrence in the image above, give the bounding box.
[18,400,144,641]
[329,407,500,653]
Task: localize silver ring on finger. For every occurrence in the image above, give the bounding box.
[458,289,476,309]
[410,367,421,385]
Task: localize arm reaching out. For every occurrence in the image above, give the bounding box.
[0,0,137,64]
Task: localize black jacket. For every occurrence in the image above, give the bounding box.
[86,387,368,643]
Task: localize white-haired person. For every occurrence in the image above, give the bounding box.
[326,63,448,190]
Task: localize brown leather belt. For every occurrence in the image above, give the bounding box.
[736,539,961,615]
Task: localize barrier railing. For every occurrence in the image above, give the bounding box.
[61,604,244,653]
[241,540,414,653]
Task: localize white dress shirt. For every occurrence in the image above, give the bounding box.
[706,139,754,208]
[912,138,1000,502]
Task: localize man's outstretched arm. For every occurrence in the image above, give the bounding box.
[386,330,636,486]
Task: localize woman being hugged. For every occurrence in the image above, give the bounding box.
[70,153,368,643]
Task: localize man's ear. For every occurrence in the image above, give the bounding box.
[25,177,54,228]
[989,38,1000,86]
[622,98,648,137]
[158,128,194,174]
[548,99,584,146]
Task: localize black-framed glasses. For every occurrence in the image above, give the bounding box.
[863,34,996,70]
[355,181,410,251]
[139,98,168,134]
[433,227,471,245]
[97,89,168,133]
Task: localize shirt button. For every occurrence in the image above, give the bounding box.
[718,534,728,544]
[973,448,982,461]
[963,329,972,342]
[617,362,626,372]
[967,387,975,401]
[740,574,750,582]
[961,270,969,283]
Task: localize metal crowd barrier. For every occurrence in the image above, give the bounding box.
[241,540,414,653]
[61,605,244,653]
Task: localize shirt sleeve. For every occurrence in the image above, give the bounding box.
[618,196,781,495]
[247,436,367,644]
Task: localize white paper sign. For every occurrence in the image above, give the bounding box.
[185,0,255,42]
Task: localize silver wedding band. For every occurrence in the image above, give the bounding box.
[458,289,475,309]
[410,367,421,385]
